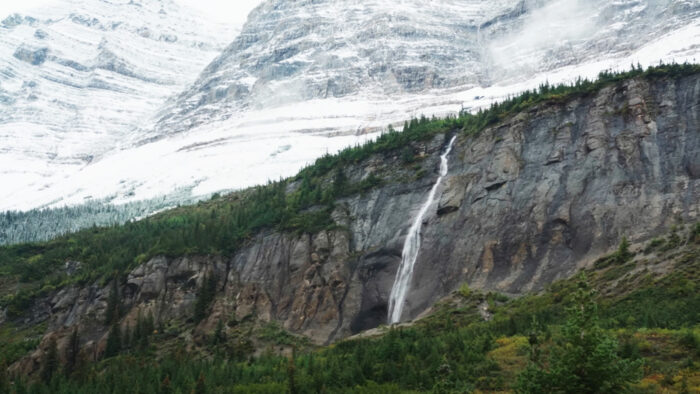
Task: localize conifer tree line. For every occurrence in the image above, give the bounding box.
[0,189,202,246]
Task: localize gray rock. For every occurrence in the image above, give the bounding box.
[13,47,48,65]
[9,75,700,358]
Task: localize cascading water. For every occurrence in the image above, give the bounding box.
[388,135,457,324]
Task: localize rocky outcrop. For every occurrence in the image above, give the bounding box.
[8,74,700,373]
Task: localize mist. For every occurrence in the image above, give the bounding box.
[487,0,599,82]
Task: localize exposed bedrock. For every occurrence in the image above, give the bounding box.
[9,74,699,374]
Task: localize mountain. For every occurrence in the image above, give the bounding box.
[1,0,699,390]
[0,0,236,211]
[2,0,699,223]
[1,68,697,371]
[155,0,700,133]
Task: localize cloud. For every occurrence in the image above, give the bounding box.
[487,0,597,78]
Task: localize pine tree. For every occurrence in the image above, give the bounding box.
[105,323,122,358]
[0,358,9,393]
[140,318,151,350]
[194,273,217,323]
[515,274,643,393]
[124,323,132,350]
[332,168,347,196]
[145,311,155,335]
[104,277,121,326]
[64,328,80,377]
[616,236,632,264]
[134,309,144,347]
[287,356,297,394]
[13,377,27,394]
[195,372,207,394]
[212,319,226,345]
[41,337,59,383]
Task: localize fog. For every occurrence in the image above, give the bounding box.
[487,0,599,80]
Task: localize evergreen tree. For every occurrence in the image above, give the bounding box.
[145,311,155,335]
[105,323,122,358]
[13,377,28,394]
[134,309,144,346]
[41,337,59,384]
[104,277,121,326]
[0,358,8,393]
[194,273,217,323]
[195,372,207,394]
[616,236,632,264]
[124,323,133,350]
[331,167,348,196]
[64,328,80,377]
[287,356,297,394]
[515,275,643,393]
[212,319,226,346]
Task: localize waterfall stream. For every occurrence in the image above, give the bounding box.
[387,135,457,324]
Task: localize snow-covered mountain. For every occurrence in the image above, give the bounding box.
[156,0,700,134]
[2,0,699,216]
[0,0,236,209]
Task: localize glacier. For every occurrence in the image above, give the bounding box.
[0,0,237,210]
[1,0,699,221]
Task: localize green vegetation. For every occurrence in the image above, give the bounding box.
[0,322,45,366]
[515,275,643,393]
[104,323,122,359]
[194,273,218,323]
[7,225,698,393]
[63,329,80,378]
[104,277,121,326]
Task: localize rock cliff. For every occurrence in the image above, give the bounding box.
[7,73,699,375]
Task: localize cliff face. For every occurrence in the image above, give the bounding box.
[8,74,699,374]
[340,73,699,330]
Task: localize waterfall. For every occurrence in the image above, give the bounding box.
[388,135,457,324]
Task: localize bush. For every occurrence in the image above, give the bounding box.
[459,283,472,298]
[515,275,643,393]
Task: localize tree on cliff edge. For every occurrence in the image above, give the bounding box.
[194,272,217,323]
[104,275,121,326]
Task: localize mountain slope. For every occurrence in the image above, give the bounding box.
[0,0,235,210]
[1,68,697,369]
[2,0,699,222]
[157,0,700,134]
